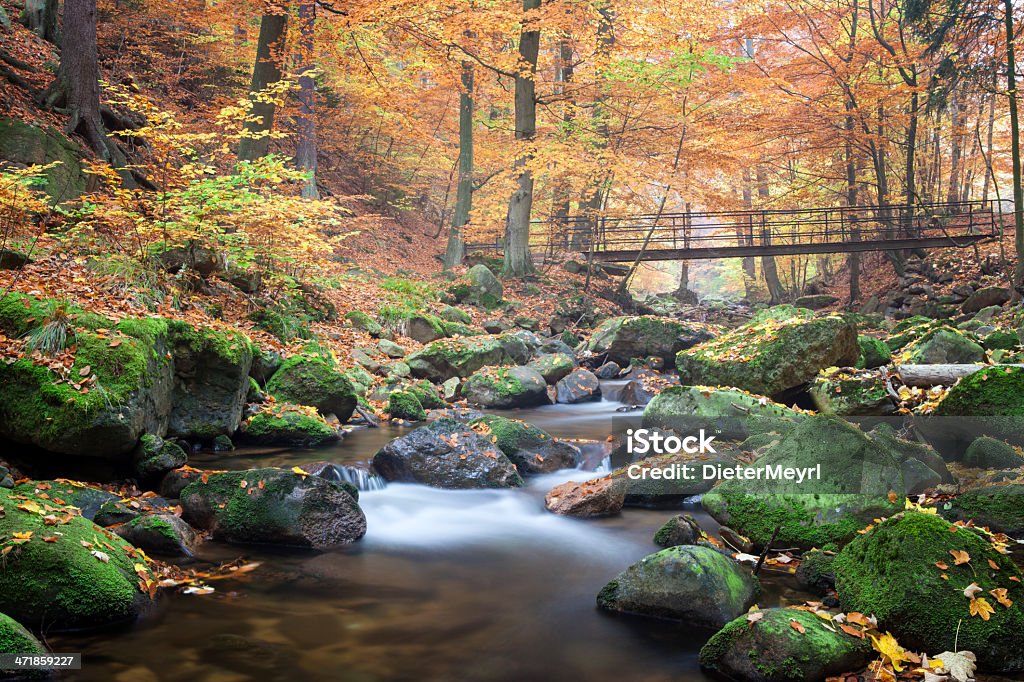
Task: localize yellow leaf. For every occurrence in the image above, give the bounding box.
[969,597,995,621]
[870,632,911,672]
[949,549,970,565]
[990,588,1013,608]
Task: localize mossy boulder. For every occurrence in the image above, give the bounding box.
[898,326,985,364]
[964,436,1023,469]
[0,612,48,679]
[653,513,702,547]
[469,415,579,474]
[180,468,366,549]
[884,318,943,352]
[133,434,188,480]
[749,305,814,324]
[980,328,1020,351]
[793,294,839,310]
[0,304,173,457]
[642,385,805,440]
[387,390,426,421]
[596,545,758,627]
[114,513,199,558]
[929,365,1024,447]
[856,335,892,369]
[372,418,523,489]
[942,484,1024,537]
[699,607,871,682]
[406,334,530,382]
[554,368,601,403]
[527,352,576,384]
[407,380,445,409]
[465,264,503,306]
[164,321,254,440]
[809,368,895,416]
[833,512,1024,671]
[0,487,155,631]
[676,315,859,396]
[400,313,448,344]
[702,416,904,549]
[265,354,357,423]
[795,549,836,594]
[462,366,549,409]
[344,310,382,336]
[587,316,718,367]
[609,448,741,508]
[239,404,339,447]
[13,480,122,521]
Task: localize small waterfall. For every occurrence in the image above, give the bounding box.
[319,464,388,491]
[592,455,612,474]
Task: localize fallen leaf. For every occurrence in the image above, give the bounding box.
[969,597,995,620]
[789,619,805,634]
[746,611,764,627]
[990,587,1013,608]
[871,632,911,672]
[949,549,970,565]
[963,583,982,599]
[78,365,91,377]
[933,650,977,682]
[839,624,864,639]
[935,561,949,570]
[91,550,110,563]
[988,559,1000,571]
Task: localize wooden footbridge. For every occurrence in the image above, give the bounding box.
[467,200,1001,263]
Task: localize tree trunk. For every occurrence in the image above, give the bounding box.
[1004,0,1024,292]
[295,0,318,198]
[578,0,615,249]
[444,60,474,271]
[21,0,60,44]
[550,39,574,249]
[503,0,541,277]
[740,168,756,298]
[896,364,1023,387]
[757,167,786,303]
[846,112,861,304]
[41,0,135,186]
[946,95,962,204]
[238,11,288,162]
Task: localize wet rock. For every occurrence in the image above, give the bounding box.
[0,612,49,675]
[594,361,622,379]
[462,366,549,409]
[597,545,758,627]
[470,415,579,474]
[159,466,205,499]
[617,369,680,406]
[795,549,837,595]
[387,390,426,422]
[930,365,1024,447]
[545,477,625,517]
[555,368,601,404]
[372,418,522,489]
[13,480,121,521]
[181,468,366,548]
[856,335,891,369]
[676,314,858,395]
[115,513,199,558]
[527,352,577,384]
[239,404,340,447]
[699,607,871,682]
[834,512,1024,671]
[132,434,188,480]
[653,513,703,547]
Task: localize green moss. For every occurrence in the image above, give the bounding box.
[964,436,1023,469]
[856,335,891,369]
[387,390,426,421]
[242,404,337,446]
[345,310,382,336]
[935,365,1024,416]
[167,319,254,366]
[834,511,1024,663]
[0,487,154,630]
[266,354,356,421]
[408,380,444,409]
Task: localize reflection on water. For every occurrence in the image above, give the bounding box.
[52,382,792,682]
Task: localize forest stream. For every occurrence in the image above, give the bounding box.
[47,385,794,682]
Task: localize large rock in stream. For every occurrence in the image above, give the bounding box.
[181,468,366,548]
[701,416,904,549]
[372,418,523,488]
[699,607,872,682]
[461,366,549,408]
[266,353,357,423]
[834,512,1024,671]
[470,415,579,474]
[675,313,858,396]
[597,545,758,627]
[406,334,531,382]
[642,385,805,440]
[926,365,1024,448]
[0,487,156,631]
[586,316,719,367]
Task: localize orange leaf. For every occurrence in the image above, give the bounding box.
[78,365,91,377]
[789,619,805,634]
[839,624,864,639]
[935,561,949,570]
[950,549,970,565]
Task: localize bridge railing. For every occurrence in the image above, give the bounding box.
[466,200,1000,258]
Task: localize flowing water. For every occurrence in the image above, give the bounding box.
[52,384,797,682]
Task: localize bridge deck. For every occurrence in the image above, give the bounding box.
[466,200,1001,263]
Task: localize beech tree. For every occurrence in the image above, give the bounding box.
[238,6,289,162]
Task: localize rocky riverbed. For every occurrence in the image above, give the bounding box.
[3,275,1024,681]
